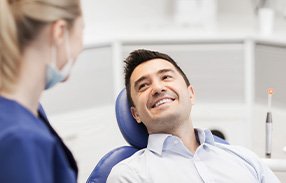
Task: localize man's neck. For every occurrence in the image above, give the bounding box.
[171,122,200,153]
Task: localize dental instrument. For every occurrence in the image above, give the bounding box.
[266,88,273,158]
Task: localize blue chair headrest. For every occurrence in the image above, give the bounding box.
[115,89,148,149]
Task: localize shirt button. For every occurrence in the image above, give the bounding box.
[174,140,179,144]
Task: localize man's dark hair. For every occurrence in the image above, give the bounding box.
[124,49,190,106]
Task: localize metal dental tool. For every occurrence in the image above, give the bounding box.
[266,88,273,158]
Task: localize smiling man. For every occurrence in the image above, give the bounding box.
[107,49,279,183]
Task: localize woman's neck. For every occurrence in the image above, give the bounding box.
[1,85,41,116]
[1,47,47,116]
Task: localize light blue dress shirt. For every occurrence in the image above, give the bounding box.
[107,128,280,183]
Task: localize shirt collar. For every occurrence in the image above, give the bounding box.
[147,128,215,156]
[195,128,215,145]
[147,134,172,155]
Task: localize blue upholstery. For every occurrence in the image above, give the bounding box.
[86,146,138,183]
[86,88,228,183]
[115,89,148,149]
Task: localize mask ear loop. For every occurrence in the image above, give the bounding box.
[45,45,63,90]
[50,45,58,69]
[60,30,74,78]
[64,30,73,62]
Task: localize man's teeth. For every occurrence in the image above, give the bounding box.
[154,98,173,107]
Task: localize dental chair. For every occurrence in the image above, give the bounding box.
[86,88,228,183]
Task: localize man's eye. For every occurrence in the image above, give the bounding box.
[162,75,172,80]
[138,83,148,91]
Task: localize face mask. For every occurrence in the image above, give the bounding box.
[45,31,74,90]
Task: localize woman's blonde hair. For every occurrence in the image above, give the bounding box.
[0,0,82,92]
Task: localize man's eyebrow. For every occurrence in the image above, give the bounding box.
[133,69,175,89]
[157,68,175,75]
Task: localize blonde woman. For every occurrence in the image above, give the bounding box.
[0,0,84,182]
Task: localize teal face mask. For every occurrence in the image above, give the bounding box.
[45,31,74,90]
[44,63,65,90]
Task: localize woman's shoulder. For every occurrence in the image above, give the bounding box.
[0,122,56,149]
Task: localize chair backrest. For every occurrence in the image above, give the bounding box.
[86,146,138,183]
[86,88,228,183]
[115,88,148,149]
[86,89,145,183]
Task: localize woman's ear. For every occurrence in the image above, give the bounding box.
[131,106,142,124]
[188,85,195,105]
[50,19,67,46]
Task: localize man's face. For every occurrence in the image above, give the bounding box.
[130,59,195,134]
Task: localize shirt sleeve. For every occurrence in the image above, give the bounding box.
[231,145,281,183]
[260,160,281,183]
[240,147,280,183]
[0,128,55,183]
[107,163,142,183]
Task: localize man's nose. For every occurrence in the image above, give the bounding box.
[151,80,166,96]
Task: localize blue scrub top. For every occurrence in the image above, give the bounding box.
[0,96,78,183]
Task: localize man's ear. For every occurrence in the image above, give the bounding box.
[131,106,142,124]
[188,85,195,105]
[50,19,67,46]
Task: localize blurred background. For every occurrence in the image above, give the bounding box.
[40,0,286,182]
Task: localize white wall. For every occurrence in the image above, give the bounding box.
[81,0,171,31]
[81,0,286,37]
[81,0,255,23]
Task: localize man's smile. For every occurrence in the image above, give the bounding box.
[150,97,175,109]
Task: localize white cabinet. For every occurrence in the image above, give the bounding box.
[252,42,286,159]
[255,42,286,107]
